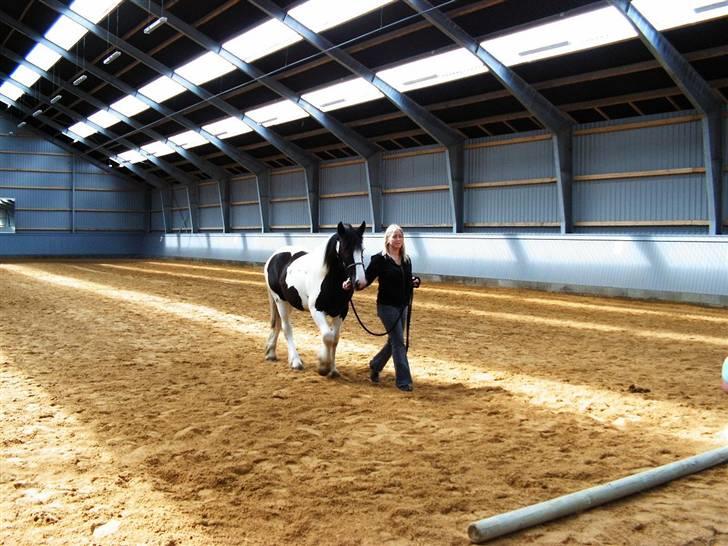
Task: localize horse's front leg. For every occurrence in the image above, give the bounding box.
[309,310,336,377]
[328,316,344,378]
[277,301,303,370]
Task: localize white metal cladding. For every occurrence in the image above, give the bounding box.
[465,184,559,224]
[271,168,306,199]
[465,132,554,182]
[231,203,260,230]
[574,112,703,174]
[574,175,708,223]
[270,199,309,229]
[320,161,367,194]
[383,190,451,228]
[231,176,258,201]
[198,182,220,206]
[75,211,146,231]
[383,147,448,190]
[320,195,369,227]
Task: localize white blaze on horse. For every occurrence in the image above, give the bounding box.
[264,221,367,377]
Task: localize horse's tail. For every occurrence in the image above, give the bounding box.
[268,289,281,330]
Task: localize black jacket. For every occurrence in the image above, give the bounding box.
[365,252,413,307]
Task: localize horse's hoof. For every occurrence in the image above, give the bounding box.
[328,369,341,379]
[291,360,304,371]
[265,354,278,361]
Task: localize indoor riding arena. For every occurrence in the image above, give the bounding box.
[1,1,727,545]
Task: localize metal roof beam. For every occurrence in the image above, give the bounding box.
[249,0,463,149]
[128,0,380,160]
[608,0,723,234]
[0,9,267,176]
[39,0,318,170]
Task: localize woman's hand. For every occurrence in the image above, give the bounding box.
[412,276,421,288]
[342,279,353,291]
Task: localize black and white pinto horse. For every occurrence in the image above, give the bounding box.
[264,222,366,377]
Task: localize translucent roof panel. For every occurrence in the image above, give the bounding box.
[290,0,395,33]
[71,0,124,23]
[169,130,210,149]
[68,121,97,138]
[111,95,150,118]
[141,141,176,157]
[302,77,384,112]
[377,48,488,92]
[87,109,122,129]
[117,149,148,164]
[633,0,728,30]
[246,99,309,126]
[175,52,237,86]
[481,7,637,67]
[202,117,253,139]
[139,76,187,104]
[45,16,87,50]
[26,44,62,71]
[10,64,42,89]
[222,19,302,63]
[0,81,24,101]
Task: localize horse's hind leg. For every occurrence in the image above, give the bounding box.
[276,301,303,370]
[265,291,281,361]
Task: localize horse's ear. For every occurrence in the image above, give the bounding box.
[337,221,345,237]
[358,221,366,236]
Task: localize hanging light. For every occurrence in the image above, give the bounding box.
[143,17,168,34]
[102,51,122,65]
[50,94,62,104]
[32,109,43,117]
[73,74,87,86]
[17,121,27,128]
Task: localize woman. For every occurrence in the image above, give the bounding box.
[344,224,420,392]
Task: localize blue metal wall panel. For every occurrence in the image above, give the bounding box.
[73,172,140,191]
[0,135,67,154]
[231,203,260,230]
[172,208,192,231]
[199,182,220,206]
[383,148,447,190]
[465,184,559,223]
[320,161,367,194]
[320,195,369,227]
[199,207,223,230]
[270,200,309,228]
[383,190,451,228]
[0,233,143,256]
[271,169,306,199]
[465,135,554,182]
[3,188,71,209]
[150,211,164,231]
[574,175,707,222]
[574,113,703,175]
[231,176,258,201]
[75,190,145,210]
[16,210,70,230]
[75,212,146,231]
[151,190,162,209]
[6,171,71,188]
[0,153,71,172]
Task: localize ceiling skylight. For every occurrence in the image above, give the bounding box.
[302,77,384,111]
[202,117,252,139]
[377,48,488,92]
[175,52,237,86]
[71,0,124,23]
[116,150,148,164]
[632,0,728,30]
[0,81,24,101]
[10,64,42,89]
[45,16,87,50]
[68,121,97,138]
[141,141,176,158]
[169,130,210,149]
[87,109,122,129]
[139,76,187,103]
[290,0,395,33]
[111,95,149,118]
[481,7,637,67]
[222,19,302,63]
[246,99,309,126]
[26,44,62,71]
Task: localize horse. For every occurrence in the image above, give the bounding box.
[264,221,367,377]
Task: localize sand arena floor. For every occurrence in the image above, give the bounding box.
[1,259,727,546]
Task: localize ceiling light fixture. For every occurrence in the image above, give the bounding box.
[102,51,122,65]
[32,109,43,117]
[73,74,87,86]
[50,94,62,104]
[143,16,168,34]
[17,121,27,128]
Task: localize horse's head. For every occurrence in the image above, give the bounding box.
[336,221,367,290]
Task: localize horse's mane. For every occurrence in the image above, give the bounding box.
[323,232,341,274]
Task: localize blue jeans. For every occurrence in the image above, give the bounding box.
[370,304,412,388]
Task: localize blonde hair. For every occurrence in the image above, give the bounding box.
[382,224,409,262]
